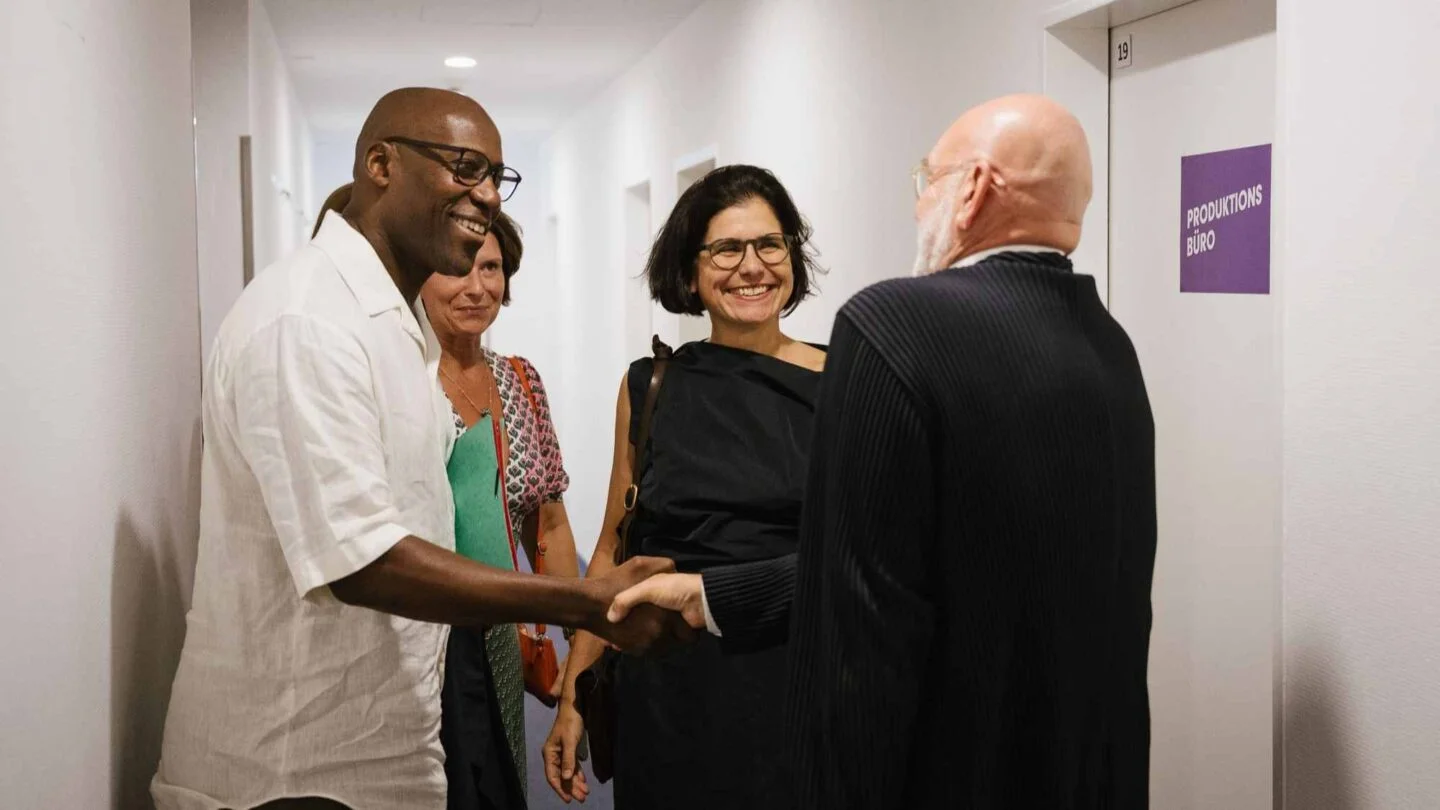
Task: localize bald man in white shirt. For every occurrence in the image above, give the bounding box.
[152,88,682,810]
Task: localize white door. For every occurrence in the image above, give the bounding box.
[624,181,655,360]
[675,157,716,345]
[1109,0,1278,808]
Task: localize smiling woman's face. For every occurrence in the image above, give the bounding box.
[421,230,505,342]
[691,197,793,329]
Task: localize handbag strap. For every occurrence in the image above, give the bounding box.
[507,356,552,638]
[616,335,673,565]
[507,357,546,576]
[486,412,522,576]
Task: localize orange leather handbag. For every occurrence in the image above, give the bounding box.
[508,357,561,707]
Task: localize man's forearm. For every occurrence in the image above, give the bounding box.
[331,536,604,630]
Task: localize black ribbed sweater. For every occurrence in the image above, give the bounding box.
[703,252,1157,809]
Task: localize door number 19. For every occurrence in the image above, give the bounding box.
[1115,33,1133,69]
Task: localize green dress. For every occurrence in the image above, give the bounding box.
[446,414,527,801]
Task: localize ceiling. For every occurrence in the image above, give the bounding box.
[265,0,708,145]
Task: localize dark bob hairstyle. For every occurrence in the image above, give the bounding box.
[312,183,523,304]
[645,164,821,316]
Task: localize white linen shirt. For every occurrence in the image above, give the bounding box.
[152,212,456,810]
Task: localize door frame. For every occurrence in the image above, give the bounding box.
[1039,0,1249,306]
[1038,1,1285,807]
[668,145,720,346]
[1039,0,1119,305]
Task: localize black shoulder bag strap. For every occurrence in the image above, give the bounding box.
[615,335,673,564]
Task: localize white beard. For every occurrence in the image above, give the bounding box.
[911,185,960,277]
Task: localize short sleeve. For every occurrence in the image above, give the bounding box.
[232,314,412,597]
[515,357,569,502]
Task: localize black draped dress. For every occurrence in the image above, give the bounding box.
[613,340,822,810]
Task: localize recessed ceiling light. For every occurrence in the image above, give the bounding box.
[444,56,477,69]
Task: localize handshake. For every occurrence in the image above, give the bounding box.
[578,557,710,654]
[543,557,713,803]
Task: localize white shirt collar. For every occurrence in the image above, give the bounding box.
[312,210,425,349]
[951,244,1067,270]
[416,297,443,372]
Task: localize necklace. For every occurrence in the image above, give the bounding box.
[439,360,509,459]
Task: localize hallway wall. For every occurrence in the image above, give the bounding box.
[537,0,1060,561]
[193,0,314,362]
[1278,0,1440,806]
[0,0,202,807]
[248,0,314,277]
[476,136,557,370]
[192,0,249,363]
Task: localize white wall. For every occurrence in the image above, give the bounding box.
[193,0,249,360]
[310,129,354,217]
[539,0,1059,557]
[1278,0,1440,806]
[0,1,202,808]
[248,0,313,273]
[192,0,315,360]
[480,136,556,368]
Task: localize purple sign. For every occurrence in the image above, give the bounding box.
[1179,144,1272,294]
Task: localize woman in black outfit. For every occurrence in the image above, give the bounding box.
[542,164,826,809]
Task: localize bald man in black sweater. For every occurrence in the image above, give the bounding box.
[609,95,1156,809]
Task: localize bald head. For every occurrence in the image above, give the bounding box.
[353,87,498,179]
[914,94,1092,274]
[341,87,505,303]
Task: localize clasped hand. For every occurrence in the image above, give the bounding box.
[543,568,710,803]
[606,572,708,632]
[584,559,702,653]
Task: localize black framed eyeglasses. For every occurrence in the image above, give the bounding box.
[699,233,794,271]
[384,136,522,202]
